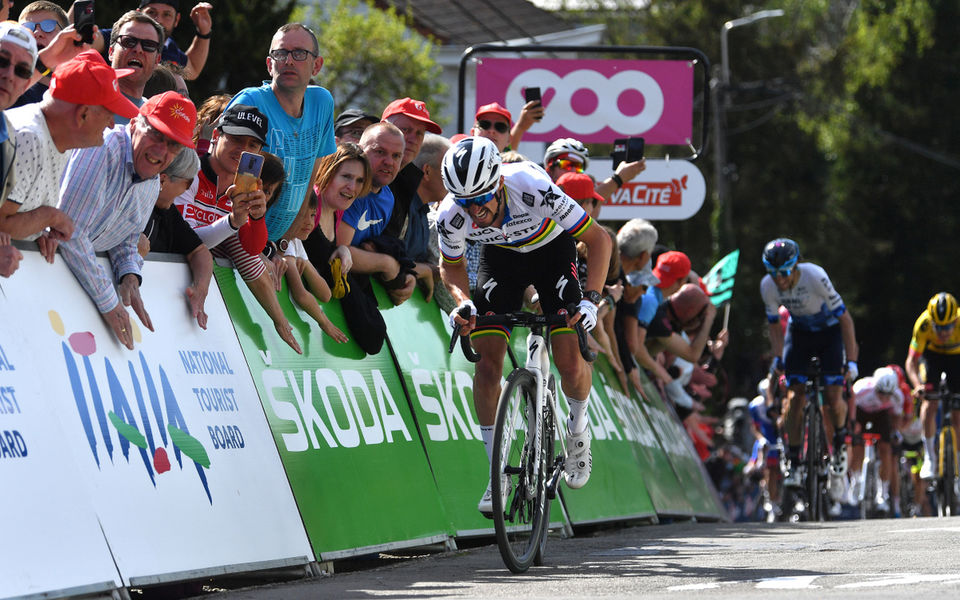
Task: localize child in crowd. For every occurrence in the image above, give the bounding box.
[279,190,348,343]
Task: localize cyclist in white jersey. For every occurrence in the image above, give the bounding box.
[437,137,612,516]
[760,238,859,502]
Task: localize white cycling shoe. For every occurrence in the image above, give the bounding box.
[564,427,592,489]
[920,453,936,480]
[478,475,512,518]
[875,492,890,513]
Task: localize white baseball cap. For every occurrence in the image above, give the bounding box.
[0,22,38,65]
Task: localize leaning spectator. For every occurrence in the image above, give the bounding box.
[337,121,416,305]
[279,190,348,344]
[141,146,212,328]
[142,60,177,98]
[2,50,137,263]
[59,91,196,349]
[408,132,451,303]
[301,143,388,355]
[95,1,212,81]
[228,22,335,242]
[381,97,441,241]
[13,1,68,108]
[107,11,164,122]
[470,102,511,152]
[175,104,302,354]
[334,107,378,145]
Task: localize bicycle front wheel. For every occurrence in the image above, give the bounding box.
[803,402,824,521]
[941,428,957,517]
[492,368,549,574]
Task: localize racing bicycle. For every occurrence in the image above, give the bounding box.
[856,421,883,519]
[795,357,831,521]
[926,373,960,517]
[449,306,593,573]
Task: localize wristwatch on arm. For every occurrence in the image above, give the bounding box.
[584,290,603,306]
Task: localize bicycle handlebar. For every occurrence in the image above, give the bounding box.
[449,304,596,364]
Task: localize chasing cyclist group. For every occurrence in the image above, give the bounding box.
[751,238,957,519]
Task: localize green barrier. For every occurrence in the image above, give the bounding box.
[508,332,659,525]
[636,375,726,519]
[377,287,496,536]
[214,267,453,558]
[592,363,694,516]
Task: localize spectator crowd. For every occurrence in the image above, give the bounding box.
[0,1,733,489]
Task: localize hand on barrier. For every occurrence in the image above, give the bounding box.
[118,273,154,333]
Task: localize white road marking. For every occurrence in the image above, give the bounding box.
[836,573,960,588]
[755,575,822,589]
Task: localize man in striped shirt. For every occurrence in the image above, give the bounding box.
[59,91,196,349]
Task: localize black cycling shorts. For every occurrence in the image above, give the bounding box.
[783,324,844,386]
[473,234,581,337]
[855,409,892,443]
[920,352,960,390]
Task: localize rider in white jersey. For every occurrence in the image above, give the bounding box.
[437,137,612,516]
[760,239,859,502]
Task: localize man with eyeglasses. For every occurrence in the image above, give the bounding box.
[905,292,960,479]
[760,237,858,500]
[13,1,68,108]
[3,50,138,263]
[227,23,335,245]
[58,91,197,350]
[107,11,164,124]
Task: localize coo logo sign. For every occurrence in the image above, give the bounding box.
[505,68,664,136]
[476,58,693,145]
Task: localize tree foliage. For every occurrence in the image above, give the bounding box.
[293,0,447,122]
[561,0,958,395]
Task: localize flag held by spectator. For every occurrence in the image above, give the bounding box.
[703,249,739,306]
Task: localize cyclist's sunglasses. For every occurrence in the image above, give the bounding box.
[23,19,61,34]
[0,54,33,80]
[934,322,956,334]
[766,266,793,278]
[552,158,584,173]
[477,119,509,134]
[454,190,495,209]
[115,34,161,53]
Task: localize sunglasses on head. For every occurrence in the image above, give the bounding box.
[115,34,161,53]
[552,158,583,173]
[477,119,509,134]
[23,19,61,34]
[766,266,793,278]
[0,54,34,80]
[454,190,495,209]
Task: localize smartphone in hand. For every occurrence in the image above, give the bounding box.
[73,0,96,46]
[234,152,264,194]
[611,137,645,169]
[525,86,542,121]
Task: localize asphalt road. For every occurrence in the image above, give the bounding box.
[193,516,960,599]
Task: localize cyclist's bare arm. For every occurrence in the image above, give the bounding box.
[905,348,924,391]
[839,310,859,363]
[768,321,785,366]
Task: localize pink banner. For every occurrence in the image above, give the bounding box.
[475,58,693,145]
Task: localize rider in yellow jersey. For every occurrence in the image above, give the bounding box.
[905,292,960,479]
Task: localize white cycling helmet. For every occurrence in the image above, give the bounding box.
[441,136,502,202]
[873,367,898,394]
[544,137,589,169]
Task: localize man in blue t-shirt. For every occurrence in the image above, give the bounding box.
[227,23,336,241]
[338,122,416,305]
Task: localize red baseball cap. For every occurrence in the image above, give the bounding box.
[449,133,468,144]
[557,172,603,205]
[475,102,511,124]
[381,97,441,134]
[653,251,691,289]
[49,51,139,119]
[140,91,197,148]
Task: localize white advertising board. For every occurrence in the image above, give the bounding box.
[589,158,707,221]
[2,251,313,587]
[0,323,121,600]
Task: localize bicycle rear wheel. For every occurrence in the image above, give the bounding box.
[492,368,549,573]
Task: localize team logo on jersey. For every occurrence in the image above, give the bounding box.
[522,192,535,207]
[450,214,465,229]
[538,187,562,210]
[436,219,453,238]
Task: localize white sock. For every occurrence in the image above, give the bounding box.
[567,397,589,434]
[481,426,495,464]
[923,436,936,459]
